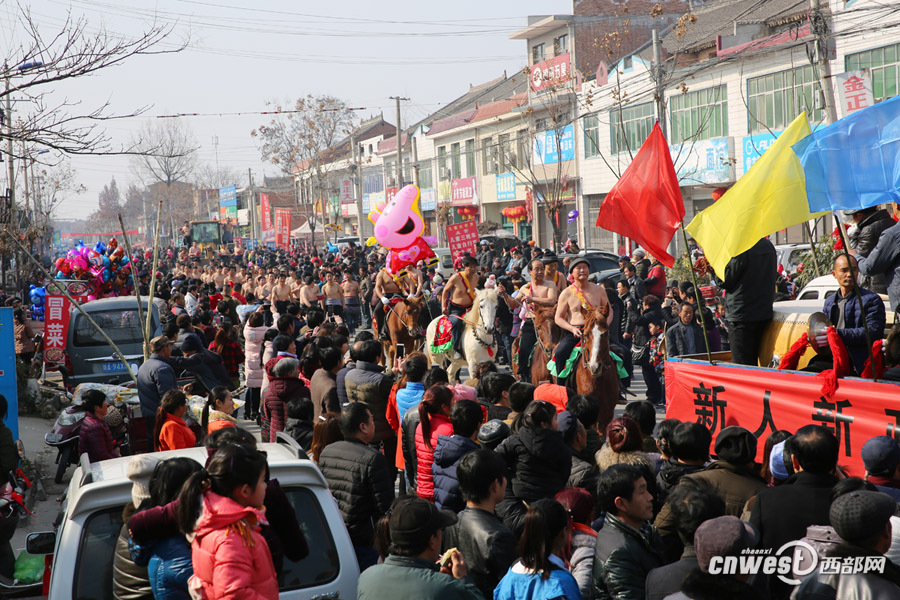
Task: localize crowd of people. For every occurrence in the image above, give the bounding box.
[28,199,900,600]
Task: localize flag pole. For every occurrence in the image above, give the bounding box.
[803,221,823,278]
[832,213,877,382]
[679,221,714,364]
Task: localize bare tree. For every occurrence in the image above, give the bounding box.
[194,162,242,191]
[252,95,357,245]
[130,119,199,238]
[1,7,187,158]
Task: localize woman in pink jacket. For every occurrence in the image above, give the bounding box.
[177,443,277,600]
[242,311,269,421]
[414,385,454,502]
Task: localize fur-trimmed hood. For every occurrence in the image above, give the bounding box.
[595,443,654,473]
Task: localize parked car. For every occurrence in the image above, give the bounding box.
[27,435,359,600]
[65,297,161,388]
[775,243,812,275]
[432,247,456,280]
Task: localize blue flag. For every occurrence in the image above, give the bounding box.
[793,94,900,213]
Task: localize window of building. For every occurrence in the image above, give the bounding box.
[846,43,900,102]
[623,56,633,70]
[583,114,600,157]
[465,139,476,177]
[554,34,568,56]
[535,117,550,132]
[417,162,433,189]
[482,137,496,175]
[532,43,545,63]
[450,142,461,179]
[498,133,512,172]
[669,84,728,143]
[747,65,824,133]
[609,102,655,155]
[437,146,448,179]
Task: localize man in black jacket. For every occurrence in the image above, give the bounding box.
[749,424,839,599]
[665,303,707,357]
[443,450,517,599]
[721,237,777,365]
[168,333,234,391]
[847,206,896,294]
[593,464,664,600]
[318,403,395,572]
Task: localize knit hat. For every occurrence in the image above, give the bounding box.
[861,436,900,476]
[768,440,791,482]
[126,454,161,508]
[714,426,757,464]
[694,516,759,572]
[180,333,204,353]
[830,491,896,543]
[452,385,476,402]
[534,383,569,414]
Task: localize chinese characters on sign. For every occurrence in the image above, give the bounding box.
[43,295,71,366]
[274,208,291,250]
[446,221,479,259]
[533,126,575,165]
[664,359,900,475]
[496,173,517,201]
[450,177,478,207]
[260,193,273,232]
[218,185,238,223]
[385,187,399,203]
[340,178,354,204]
[742,131,782,173]
[836,70,874,118]
[530,53,571,93]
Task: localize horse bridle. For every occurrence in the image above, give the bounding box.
[471,297,496,351]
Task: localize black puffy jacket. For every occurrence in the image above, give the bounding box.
[567,450,599,498]
[317,438,395,546]
[443,507,518,600]
[592,513,665,600]
[852,208,896,294]
[722,238,777,322]
[496,426,571,502]
[432,434,479,513]
[401,407,421,494]
[655,458,705,507]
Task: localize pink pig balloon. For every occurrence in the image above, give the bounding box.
[366,184,438,275]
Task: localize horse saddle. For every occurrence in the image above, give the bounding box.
[430,316,454,354]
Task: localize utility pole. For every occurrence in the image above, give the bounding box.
[810,0,838,125]
[5,79,16,294]
[389,96,410,187]
[651,29,667,138]
[351,135,365,239]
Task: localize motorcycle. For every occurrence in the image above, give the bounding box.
[45,392,131,484]
[0,442,44,597]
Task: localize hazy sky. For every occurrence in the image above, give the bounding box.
[4,0,571,219]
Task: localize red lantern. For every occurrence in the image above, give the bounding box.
[712,187,728,201]
[457,206,479,220]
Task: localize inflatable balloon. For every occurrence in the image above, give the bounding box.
[94,241,106,256]
[567,209,579,224]
[88,250,104,268]
[55,257,72,278]
[29,286,46,321]
[366,184,438,275]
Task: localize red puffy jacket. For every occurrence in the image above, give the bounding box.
[414,414,453,501]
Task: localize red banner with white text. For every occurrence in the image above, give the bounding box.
[274,208,291,249]
[446,221,479,260]
[665,358,900,477]
[260,193,273,232]
[43,295,71,366]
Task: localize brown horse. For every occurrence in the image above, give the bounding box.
[383,297,423,368]
[510,305,558,383]
[575,303,620,433]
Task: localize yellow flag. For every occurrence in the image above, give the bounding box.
[686,112,828,277]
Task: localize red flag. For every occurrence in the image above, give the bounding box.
[595,122,684,267]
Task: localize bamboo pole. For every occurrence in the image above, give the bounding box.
[833,214,877,382]
[118,213,148,361]
[144,202,163,349]
[679,222,714,364]
[3,229,138,385]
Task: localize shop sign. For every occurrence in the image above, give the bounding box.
[451,177,478,206]
[446,221,479,258]
[530,53,571,93]
[742,131,782,173]
[496,173,517,201]
[340,178,355,204]
[533,126,575,165]
[421,188,437,211]
[274,208,291,249]
[836,70,874,117]
[669,137,734,185]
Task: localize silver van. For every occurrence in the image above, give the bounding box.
[65,297,161,387]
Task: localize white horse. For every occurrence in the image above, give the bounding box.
[426,288,499,381]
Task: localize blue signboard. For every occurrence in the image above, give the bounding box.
[742,131,782,173]
[0,309,18,439]
[534,125,575,165]
[669,137,734,185]
[496,173,517,200]
[362,194,370,213]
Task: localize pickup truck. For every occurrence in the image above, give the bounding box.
[27,436,359,600]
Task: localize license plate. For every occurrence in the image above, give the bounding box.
[102,362,130,373]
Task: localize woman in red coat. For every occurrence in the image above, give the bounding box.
[155,390,197,451]
[414,385,454,501]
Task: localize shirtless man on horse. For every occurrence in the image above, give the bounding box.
[513,258,558,381]
[553,256,612,384]
[442,256,479,360]
[373,267,412,340]
[543,253,568,296]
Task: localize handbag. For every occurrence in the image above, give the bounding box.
[631,343,649,364]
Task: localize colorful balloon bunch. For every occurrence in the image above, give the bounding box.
[54,238,134,301]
